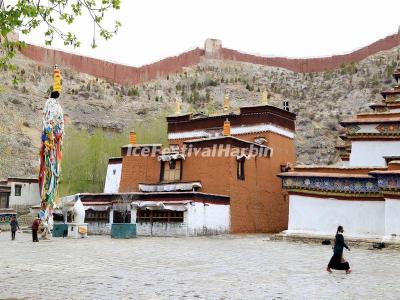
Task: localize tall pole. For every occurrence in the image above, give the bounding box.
[38,65,64,239]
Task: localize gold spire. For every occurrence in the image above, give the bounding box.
[129,129,137,144]
[261,90,268,105]
[223,119,231,136]
[223,94,230,112]
[175,98,182,114]
[53,65,62,93]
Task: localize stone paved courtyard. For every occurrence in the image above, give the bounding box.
[0,232,399,300]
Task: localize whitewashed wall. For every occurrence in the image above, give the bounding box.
[137,222,188,236]
[186,202,230,235]
[135,202,230,236]
[8,182,41,208]
[288,195,385,237]
[87,221,111,235]
[385,199,400,238]
[104,163,122,193]
[349,141,400,167]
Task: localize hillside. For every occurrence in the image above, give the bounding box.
[0,46,399,180]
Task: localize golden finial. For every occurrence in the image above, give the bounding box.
[175,98,182,114]
[261,90,268,105]
[53,64,62,94]
[129,129,137,144]
[223,94,230,112]
[223,119,231,136]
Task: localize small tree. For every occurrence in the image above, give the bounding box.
[113,194,131,223]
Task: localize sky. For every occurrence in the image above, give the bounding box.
[16,0,400,67]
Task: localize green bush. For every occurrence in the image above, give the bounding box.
[59,116,167,196]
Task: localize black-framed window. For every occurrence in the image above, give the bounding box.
[113,210,131,223]
[86,210,109,221]
[160,159,182,182]
[237,159,245,180]
[14,185,22,196]
[137,209,184,223]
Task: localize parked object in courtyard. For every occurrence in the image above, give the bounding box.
[327,226,352,274]
[9,216,20,240]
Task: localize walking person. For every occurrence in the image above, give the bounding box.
[10,216,20,240]
[31,216,41,242]
[327,225,352,274]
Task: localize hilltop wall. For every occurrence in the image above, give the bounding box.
[220,33,400,73]
[21,45,204,85]
[19,32,400,85]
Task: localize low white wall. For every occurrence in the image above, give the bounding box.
[8,182,41,208]
[87,221,111,235]
[137,222,188,236]
[186,202,230,235]
[385,199,400,237]
[103,163,122,193]
[135,202,230,236]
[288,195,385,237]
[349,141,400,167]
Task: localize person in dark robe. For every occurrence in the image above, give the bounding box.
[31,216,41,242]
[327,225,352,273]
[10,216,20,240]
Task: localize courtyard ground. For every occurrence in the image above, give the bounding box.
[0,232,399,300]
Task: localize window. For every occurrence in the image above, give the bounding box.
[283,101,290,112]
[161,160,182,182]
[113,210,131,223]
[0,193,9,209]
[14,185,22,196]
[237,159,245,180]
[137,209,184,223]
[86,210,110,222]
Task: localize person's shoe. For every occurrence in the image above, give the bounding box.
[346,269,352,274]
[326,267,332,273]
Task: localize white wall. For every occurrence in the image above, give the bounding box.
[385,199,400,238]
[349,141,400,167]
[186,202,230,235]
[87,221,111,235]
[288,195,385,237]
[137,222,188,236]
[104,163,122,193]
[8,182,41,208]
[135,202,230,236]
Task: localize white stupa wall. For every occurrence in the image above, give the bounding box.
[104,163,122,193]
[287,194,385,237]
[349,141,400,167]
[385,199,400,238]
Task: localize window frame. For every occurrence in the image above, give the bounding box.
[14,184,22,197]
[160,159,183,182]
[237,158,245,180]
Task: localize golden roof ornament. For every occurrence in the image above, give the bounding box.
[261,90,269,105]
[175,98,182,114]
[223,94,230,112]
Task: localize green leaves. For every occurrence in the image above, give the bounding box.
[0,0,122,70]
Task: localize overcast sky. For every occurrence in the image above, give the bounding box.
[19,0,400,67]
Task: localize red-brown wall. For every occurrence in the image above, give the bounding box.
[118,131,295,233]
[221,33,400,73]
[20,44,204,85]
[19,32,400,85]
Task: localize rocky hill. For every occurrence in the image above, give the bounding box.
[0,46,399,178]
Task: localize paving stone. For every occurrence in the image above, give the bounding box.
[0,232,399,299]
